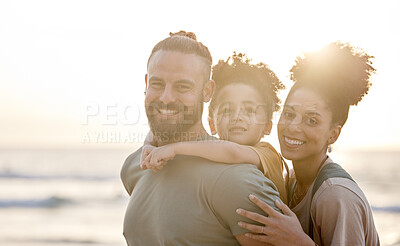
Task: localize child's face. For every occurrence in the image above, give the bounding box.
[210,83,272,146]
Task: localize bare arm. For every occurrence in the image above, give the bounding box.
[173,140,261,168]
[141,140,262,172]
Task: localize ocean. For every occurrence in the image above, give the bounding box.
[0,148,399,246]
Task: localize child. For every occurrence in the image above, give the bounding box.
[141,53,288,204]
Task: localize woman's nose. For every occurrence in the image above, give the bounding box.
[287,115,302,132]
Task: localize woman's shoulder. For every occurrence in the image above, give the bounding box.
[313,177,371,211]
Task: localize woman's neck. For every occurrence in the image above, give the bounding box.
[293,153,328,188]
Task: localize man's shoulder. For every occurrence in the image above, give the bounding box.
[120,146,143,195]
[210,163,279,197]
[124,146,142,164]
[184,155,264,177]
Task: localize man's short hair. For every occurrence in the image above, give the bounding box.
[147,31,212,81]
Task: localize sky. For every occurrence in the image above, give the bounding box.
[0,0,399,150]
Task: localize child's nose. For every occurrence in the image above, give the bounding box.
[230,108,245,122]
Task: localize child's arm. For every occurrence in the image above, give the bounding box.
[140,131,154,163]
[140,131,163,172]
[141,140,262,172]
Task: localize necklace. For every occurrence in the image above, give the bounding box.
[290,182,309,207]
[290,156,329,208]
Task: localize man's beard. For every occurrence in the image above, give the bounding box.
[145,97,204,144]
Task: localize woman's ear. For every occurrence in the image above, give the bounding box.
[328,125,342,145]
[203,80,215,103]
[208,119,217,135]
[263,121,273,135]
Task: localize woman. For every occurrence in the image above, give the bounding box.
[236,42,380,245]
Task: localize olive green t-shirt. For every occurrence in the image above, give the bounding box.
[121,146,281,246]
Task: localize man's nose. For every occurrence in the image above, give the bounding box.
[159,85,176,104]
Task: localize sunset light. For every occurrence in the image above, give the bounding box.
[1,0,399,245]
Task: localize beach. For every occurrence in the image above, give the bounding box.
[0,148,399,246]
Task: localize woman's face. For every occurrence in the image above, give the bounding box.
[278,87,339,162]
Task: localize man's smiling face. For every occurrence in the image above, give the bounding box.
[145,50,208,143]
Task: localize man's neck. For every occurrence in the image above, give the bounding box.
[155,125,209,146]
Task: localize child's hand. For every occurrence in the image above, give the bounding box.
[140,145,176,172]
[140,145,155,165]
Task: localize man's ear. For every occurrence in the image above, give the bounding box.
[263,121,273,136]
[203,80,215,102]
[328,125,342,145]
[144,74,148,94]
[208,118,217,135]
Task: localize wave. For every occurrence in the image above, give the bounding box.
[372,205,400,213]
[0,171,117,181]
[0,196,74,208]
[13,238,101,245]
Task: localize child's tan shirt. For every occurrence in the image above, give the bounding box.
[249,142,287,204]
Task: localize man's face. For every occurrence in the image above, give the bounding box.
[145,50,209,143]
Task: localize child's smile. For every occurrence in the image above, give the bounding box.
[211,83,271,146]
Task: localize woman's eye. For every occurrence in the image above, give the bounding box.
[217,107,229,115]
[283,111,294,119]
[306,117,318,126]
[222,108,230,114]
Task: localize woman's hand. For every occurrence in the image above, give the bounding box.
[236,195,314,246]
[140,145,176,172]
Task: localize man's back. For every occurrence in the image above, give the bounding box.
[121,147,281,246]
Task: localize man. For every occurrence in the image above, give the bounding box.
[121,31,281,245]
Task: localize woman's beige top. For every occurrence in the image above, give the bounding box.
[290,157,380,246]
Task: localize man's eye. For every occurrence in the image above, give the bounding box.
[176,84,191,92]
[150,82,164,89]
[244,107,256,114]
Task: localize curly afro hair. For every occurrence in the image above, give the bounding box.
[209,52,285,121]
[288,41,375,126]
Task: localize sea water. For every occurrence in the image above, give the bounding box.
[0,148,399,246]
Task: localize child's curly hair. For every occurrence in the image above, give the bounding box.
[208,52,285,122]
